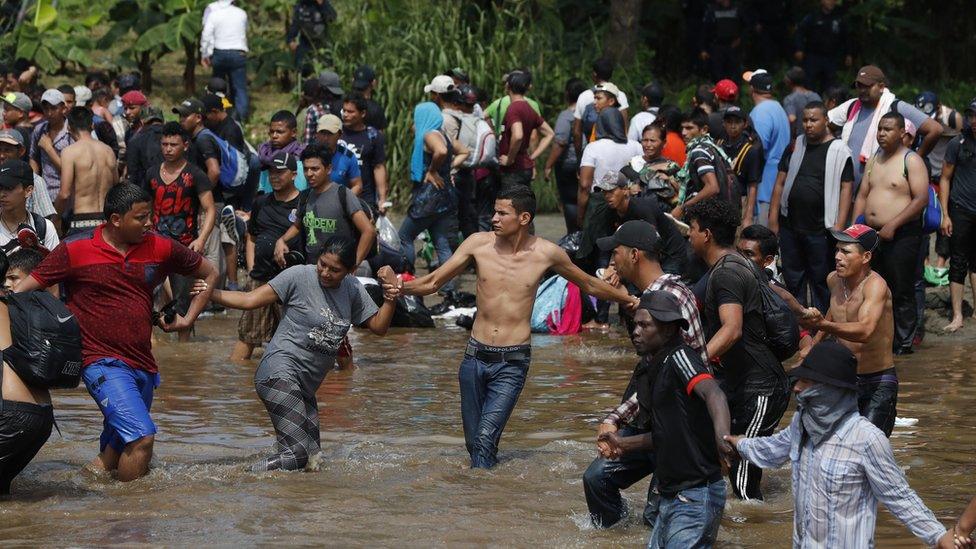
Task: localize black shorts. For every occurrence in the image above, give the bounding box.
[857,368,898,437]
[0,400,54,494]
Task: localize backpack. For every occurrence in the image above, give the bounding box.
[710,254,799,362]
[1,291,82,389]
[449,113,497,168]
[198,129,248,189]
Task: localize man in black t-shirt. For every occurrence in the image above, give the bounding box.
[126,106,164,188]
[685,198,789,501]
[769,101,854,314]
[340,93,388,213]
[718,106,764,226]
[233,151,302,361]
[599,291,732,548]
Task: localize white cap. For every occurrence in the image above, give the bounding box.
[594,81,621,99]
[40,89,65,106]
[423,75,456,95]
[74,85,92,107]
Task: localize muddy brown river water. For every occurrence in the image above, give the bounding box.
[1,214,973,547]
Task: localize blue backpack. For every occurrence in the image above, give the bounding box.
[199,129,248,189]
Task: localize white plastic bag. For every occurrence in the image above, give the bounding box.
[376,215,399,249]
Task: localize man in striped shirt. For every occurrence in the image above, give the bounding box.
[727,342,953,549]
[582,220,707,528]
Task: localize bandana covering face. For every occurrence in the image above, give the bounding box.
[795,383,858,446]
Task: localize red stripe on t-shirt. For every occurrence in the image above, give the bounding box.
[686,373,714,396]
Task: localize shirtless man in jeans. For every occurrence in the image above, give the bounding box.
[852,112,927,355]
[57,107,119,235]
[803,224,897,436]
[386,185,637,468]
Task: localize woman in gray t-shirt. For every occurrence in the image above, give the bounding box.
[199,235,397,471]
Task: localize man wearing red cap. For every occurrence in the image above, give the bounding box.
[802,223,898,436]
[121,90,147,147]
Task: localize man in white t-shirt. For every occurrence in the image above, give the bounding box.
[573,57,630,156]
[0,159,59,252]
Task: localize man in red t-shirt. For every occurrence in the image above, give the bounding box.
[16,184,217,482]
[497,70,555,189]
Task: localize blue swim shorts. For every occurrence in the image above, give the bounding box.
[82,358,160,453]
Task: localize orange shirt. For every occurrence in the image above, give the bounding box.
[663,131,687,166]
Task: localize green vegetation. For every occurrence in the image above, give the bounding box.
[1,0,974,211]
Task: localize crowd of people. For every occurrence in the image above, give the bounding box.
[0,0,975,547]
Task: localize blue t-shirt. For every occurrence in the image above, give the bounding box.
[330,145,361,188]
[749,100,791,203]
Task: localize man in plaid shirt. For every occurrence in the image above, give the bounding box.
[582,220,708,528]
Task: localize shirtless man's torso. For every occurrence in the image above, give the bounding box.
[57,111,118,233]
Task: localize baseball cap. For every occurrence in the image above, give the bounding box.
[712,79,739,102]
[597,220,661,254]
[318,70,344,95]
[594,81,620,100]
[73,85,92,107]
[0,129,25,147]
[271,151,298,172]
[1,92,31,113]
[742,69,773,93]
[121,90,148,106]
[853,65,885,88]
[723,105,748,120]
[117,73,141,93]
[592,171,630,192]
[424,75,455,95]
[637,290,690,330]
[965,98,976,114]
[0,159,33,188]
[201,94,224,112]
[641,81,664,105]
[830,223,879,252]
[316,114,342,134]
[914,91,938,117]
[206,76,229,97]
[788,341,857,390]
[352,65,376,90]
[141,105,164,123]
[40,89,65,106]
[172,98,205,116]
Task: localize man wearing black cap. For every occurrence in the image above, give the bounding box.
[804,224,897,436]
[827,65,939,190]
[769,101,854,314]
[743,69,790,227]
[351,65,387,131]
[685,197,790,501]
[0,159,59,252]
[728,341,953,549]
[627,82,664,143]
[599,290,731,547]
[233,150,301,361]
[718,105,764,227]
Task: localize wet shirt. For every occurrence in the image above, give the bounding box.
[144,162,214,245]
[639,341,720,496]
[261,265,377,393]
[31,227,203,374]
[297,184,362,262]
[248,191,301,282]
[695,253,783,395]
[777,140,854,234]
[340,126,386,205]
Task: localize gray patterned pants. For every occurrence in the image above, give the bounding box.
[253,376,321,471]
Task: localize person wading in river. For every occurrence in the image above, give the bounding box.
[193,235,397,471]
[387,185,637,469]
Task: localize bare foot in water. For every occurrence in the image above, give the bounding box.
[943,318,964,333]
[582,320,609,331]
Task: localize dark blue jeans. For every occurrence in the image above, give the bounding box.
[458,339,530,468]
[398,211,457,293]
[211,49,249,121]
[647,479,726,548]
[583,425,658,528]
[778,224,832,314]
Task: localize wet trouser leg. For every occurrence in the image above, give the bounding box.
[857,368,898,437]
[253,376,320,471]
[458,339,530,469]
[582,425,657,528]
[872,225,923,352]
[728,380,790,500]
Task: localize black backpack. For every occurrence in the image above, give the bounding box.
[0,212,47,254]
[1,291,83,389]
[711,254,799,362]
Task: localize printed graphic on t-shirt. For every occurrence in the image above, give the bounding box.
[307,305,350,355]
[303,210,338,245]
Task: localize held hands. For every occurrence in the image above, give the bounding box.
[715,434,735,474]
[159,313,191,333]
[376,266,401,301]
[799,307,823,329]
[597,430,625,460]
[189,278,210,297]
[596,423,618,458]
